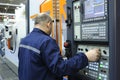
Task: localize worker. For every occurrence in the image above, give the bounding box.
[18,13,101,80]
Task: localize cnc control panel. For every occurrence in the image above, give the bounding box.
[73,0,109,79]
[81,21,108,41]
[65,0,114,80]
[73,0,108,42]
[77,45,109,80]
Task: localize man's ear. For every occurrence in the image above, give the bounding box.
[47,22,51,28]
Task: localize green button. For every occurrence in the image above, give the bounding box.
[98,77,102,80]
[100,65,103,68]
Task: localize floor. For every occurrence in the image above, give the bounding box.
[0,56,18,80]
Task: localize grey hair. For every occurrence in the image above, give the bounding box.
[34,13,52,26]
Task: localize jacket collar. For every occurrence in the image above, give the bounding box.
[33,28,49,36]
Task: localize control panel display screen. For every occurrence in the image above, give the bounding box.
[84,0,105,19]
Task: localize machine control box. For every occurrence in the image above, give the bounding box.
[77,45,109,80]
[81,22,108,41]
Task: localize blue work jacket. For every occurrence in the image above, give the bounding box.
[18,28,88,80]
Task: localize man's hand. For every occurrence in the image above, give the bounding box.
[85,48,101,62]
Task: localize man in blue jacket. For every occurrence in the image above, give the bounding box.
[18,13,100,80]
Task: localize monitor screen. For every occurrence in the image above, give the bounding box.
[84,0,105,19]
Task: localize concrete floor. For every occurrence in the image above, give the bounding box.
[0,56,18,80]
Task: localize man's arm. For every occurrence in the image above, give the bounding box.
[41,39,88,77]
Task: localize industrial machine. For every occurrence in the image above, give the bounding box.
[3,4,26,66]
[65,0,120,80]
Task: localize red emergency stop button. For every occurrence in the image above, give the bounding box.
[64,42,68,47]
[64,41,71,48]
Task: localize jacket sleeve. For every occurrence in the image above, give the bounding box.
[41,39,88,77]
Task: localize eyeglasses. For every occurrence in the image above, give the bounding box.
[52,19,60,22]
